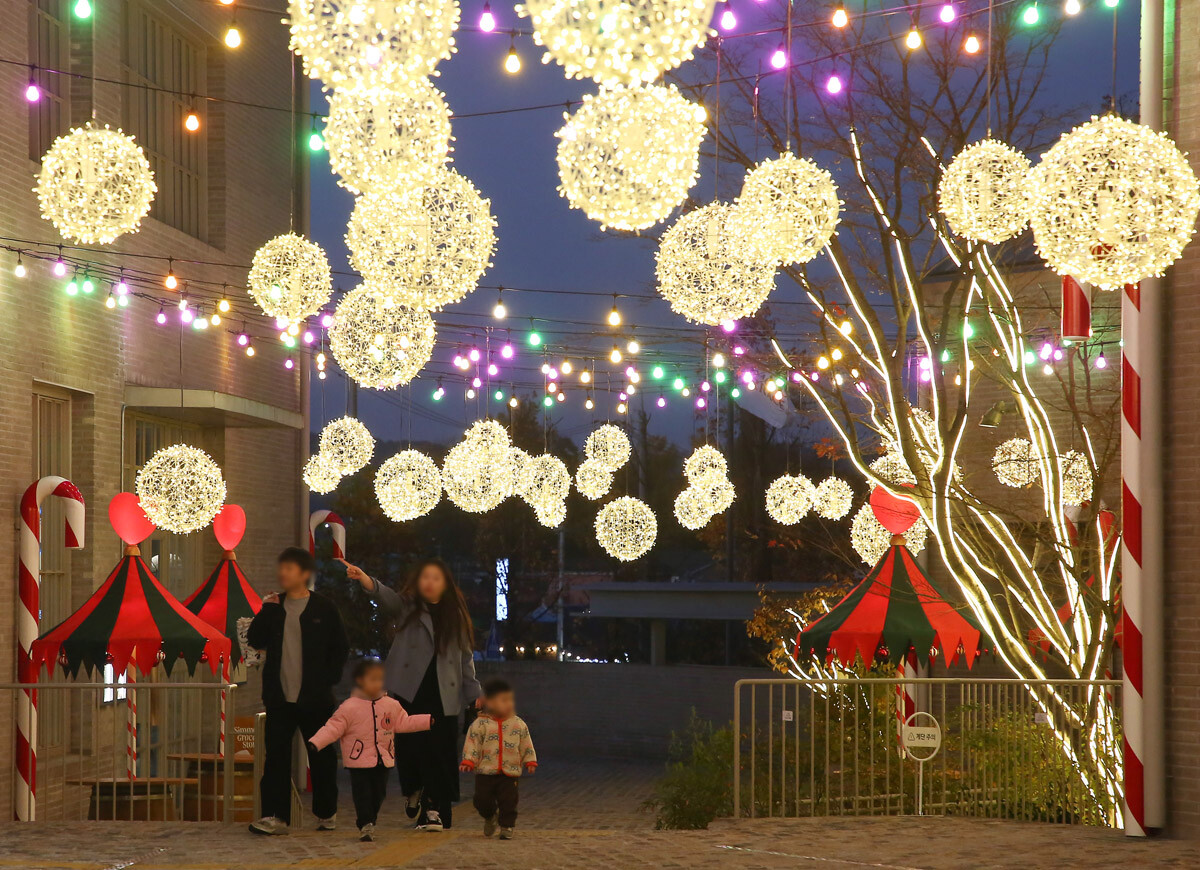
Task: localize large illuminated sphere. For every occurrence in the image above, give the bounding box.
[584,423,632,472]
[690,470,735,516]
[992,437,1040,488]
[345,168,496,310]
[375,449,442,521]
[442,434,516,512]
[937,139,1032,245]
[535,498,567,528]
[519,454,572,513]
[656,203,778,326]
[674,487,711,530]
[324,76,453,195]
[319,416,375,474]
[1029,115,1200,289]
[465,418,512,448]
[36,125,156,245]
[287,0,459,88]
[517,0,716,87]
[729,152,841,266]
[765,473,816,524]
[850,501,927,566]
[329,284,437,389]
[684,444,727,482]
[1059,450,1094,506]
[509,445,532,493]
[303,453,343,494]
[869,452,917,487]
[135,445,227,534]
[556,84,706,231]
[575,459,614,500]
[595,496,657,561]
[247,234,333,325]
[813,477,853,520]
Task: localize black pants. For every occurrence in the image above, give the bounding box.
[472,774,519,828]
[349,764,389,829]
[396,712,460,827]
[259,702,337,824]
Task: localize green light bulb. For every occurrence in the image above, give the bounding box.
[940,349,951,363]
[308,131,324,152]
[494,390,504,402]
[715,371,726,384]
[81,278,95,294]
[66,280,78,296]
[543,395,553,407]
[1021,3,1039,24]
[963,321,976,339]
[731,387,741,398]
[73,0,91,18]
[652,366,664,379]
[528,331,542,347]
[672,377,684,391]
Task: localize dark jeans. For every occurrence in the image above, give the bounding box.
[349,764,389,829]
[259,702,337,824]
[396,711,459,827]
[472,773,519,828]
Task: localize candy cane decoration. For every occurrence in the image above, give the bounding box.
[125,670,138,781]
[16,476,85,821]
[894,651,917,751]
[308,510,346,560]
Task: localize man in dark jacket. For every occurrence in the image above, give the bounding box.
[246,547,349,835]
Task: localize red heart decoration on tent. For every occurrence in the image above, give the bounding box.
[213,504,246,551]
[109,492,156,545]
[869,484,921,535]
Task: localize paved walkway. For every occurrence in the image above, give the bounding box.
[1,761,1198,869]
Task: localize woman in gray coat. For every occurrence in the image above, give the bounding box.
[340,557,481,831]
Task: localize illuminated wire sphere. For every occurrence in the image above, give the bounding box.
[850,500,927,566]
[813,477,853,520]
[1029,114,1200,289]
[937,139,1032,244]
[869,452,918,487]
[509,445,532,493]
[674,487,711,530]
[575,458,614,500]
[656,203,778,326]
[135,444,227,534]
[247,233,333,325]
[1059,450,1094,506]
[323,75,453,195]
[535,498,568,528]
[556,83,706,231]
[442,431,517,513]
[375,449,442,521]
[683,444,727,482]
[690,470,735,516]
[519,454,572,513]
[729,152,841,266]
[765,473,816,524]
[303,453,343,494]
[584,423,632,472]
[329,283,437,389]
[36,125,156,245]
[992,438,1040,488]
[345,167,496,311]
[595,495,657,561]
[516,0,717,87]
[287,0,460,88]
[318,416,375,474]
[465,418,512,448]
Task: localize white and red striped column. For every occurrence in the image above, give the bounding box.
[308,510,346,560]
[16,477,85,821]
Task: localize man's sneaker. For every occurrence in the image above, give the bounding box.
[404,790,423,819]
[248,816,289,836]
[420,809,444,832]
[316,814,337,831]
[483,811,499,837]
[499,827,515,840]
[359,823,375,842]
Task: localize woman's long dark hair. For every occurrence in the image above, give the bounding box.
[399,558,474,652]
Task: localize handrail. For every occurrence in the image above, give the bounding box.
[734,677,1121,686]
[2,682,238,689]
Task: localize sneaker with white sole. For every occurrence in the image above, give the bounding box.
[248,816,289,836]
[420,809,444,832]
[499,826,514,840]
[316,814,337,831]
[359,823,375,842]
[404,790,423,819]
[483,811,499,837]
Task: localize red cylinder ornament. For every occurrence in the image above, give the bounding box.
[1061,275,1092,341]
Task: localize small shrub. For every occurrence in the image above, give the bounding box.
[644,712,734,830]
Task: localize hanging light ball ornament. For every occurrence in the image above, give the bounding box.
[992,437,1041,488]
[575,459,614,500]
[813,477,854,520]
[318,416,375,474]
[595,495,658,561]
[869,451,918,487]
[135,444,227,534]
[36,125,156,244]
[937,139,1033,244]
[535,499,568,528]
[850,501,927,566]
[1029,115,1200,289]
[303,453,343,494]
[656,203,778,326]
[442,429,516,512]
[375,449,442,521]
[329,283,437,389]
[1059,449,1094,506]
[556,83,707,231]
[674,487,712,530]
[287,0,460,89]
[683,444,728,482]
[519,454,572,513]
[689,470,735,516]
[323,76,453,195]
[729,152,841,266]
[465,418,512,448]
[516,0,717,87]
[765,473,817,524]
[345,168,496,311]
[585,424,632,472]
[247,233,333,325]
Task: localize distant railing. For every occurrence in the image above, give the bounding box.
[733,677,1122,827]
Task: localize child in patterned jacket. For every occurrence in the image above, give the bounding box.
[459,678,536,840]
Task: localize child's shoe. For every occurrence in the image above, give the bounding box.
[499,827,514,840]
[248,816,289,836]
[420,809,444,832]
[404,790,423,819]
[483,812,499,837]
[316,814,337,831]
[359,823,375,842]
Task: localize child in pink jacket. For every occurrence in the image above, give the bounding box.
[308,659,432,841]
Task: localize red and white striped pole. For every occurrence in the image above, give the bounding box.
[16,477,85,821]
[308,510,346,560]
[125,671,138,781]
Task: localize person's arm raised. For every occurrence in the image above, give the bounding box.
[337,558,411,619]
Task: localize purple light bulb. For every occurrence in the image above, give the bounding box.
[487,363,499,376]
[237,332,249,346]
[826,74,843,94]
[285,358,295,370]
[321,313,333,327]
[939,3,956,23]
[302,330,315,344]
[719,3,736,31]
[468,347,481,363]
[770,46,787,69]
[479,2,496,31]
[156,308,167,325]
[53,259,67,277]
[501,343,515,359]
[25,82,40,102]
[657,396,666,408]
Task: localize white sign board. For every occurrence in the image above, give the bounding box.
[902,711,941,816]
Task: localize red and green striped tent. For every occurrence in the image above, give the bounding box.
[31,549,231,679]
[184,552,262,664]
[798,542,986,669]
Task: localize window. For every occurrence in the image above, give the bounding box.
[120,0,208,240]
[28,0,71,160]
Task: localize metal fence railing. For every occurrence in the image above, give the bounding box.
[733,678,1122,827]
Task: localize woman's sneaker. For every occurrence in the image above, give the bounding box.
[420,809,444,832]
[316,814,337,831]
[499,827,515,840]
[359,823,375,842]
[404,790,423,819]
[483,812,499,837]
[248,816,289,836]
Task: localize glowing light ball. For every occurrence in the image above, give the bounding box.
[993,437,1040,488]
[937,139,1032,244]
[535,498,567,528]
[135,444,227,534]
[318,416,375,474]
[36,125,156,244]
[303,453,343,494]
[509,445,532,493]
[556,83,706,231]
[595,495,657,561]
[519,454,572,513]
[674,487,711,530]
[656,203,777,325]
[683,444,728,482]
[584,423,632,472]
[442,431,516,512]
[813,476,853,520]
[247,233,333,325]
[375,449,442,520]
[465,418,512,448]
[575,458,614,500]
[329,283,436,388]
[850,501,926,565]
[765,473,816,524]
[345,167,496,310]
[869,451,918,487]
[287,0,460,88]
[1059,449,1094,506]
[1029,115,1200,289]
[516,0,717,87]
[730,152,841,266]
[323,75,453,194]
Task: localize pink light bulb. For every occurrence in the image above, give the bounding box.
[181,308,194,324]
[472,376,483,388]
[770,46,787,69]
[696,397,706,409]
[237,332,249,346]
[487,363,499,376]
[156,308,167,325]
[468,348,481,363]
[939,3,956,23]
[701,380,710,392]
[733,345,745,355]
[453,354,465,368]
[321,313,333,327]
[285,358,295,370]
[53,259,67,277]
[501,344,514,359]
[657,396,666,408]
[302,330,315,344]
[719,3,736,31]
[791,372,803,382]
[920,370,932,383]
[25,82,40,102]
[826,74,843,94]
[479,2,496,31]
[721,319,737,333]
[1096,353,1108,369]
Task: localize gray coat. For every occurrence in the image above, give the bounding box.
[369,577,482,716]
